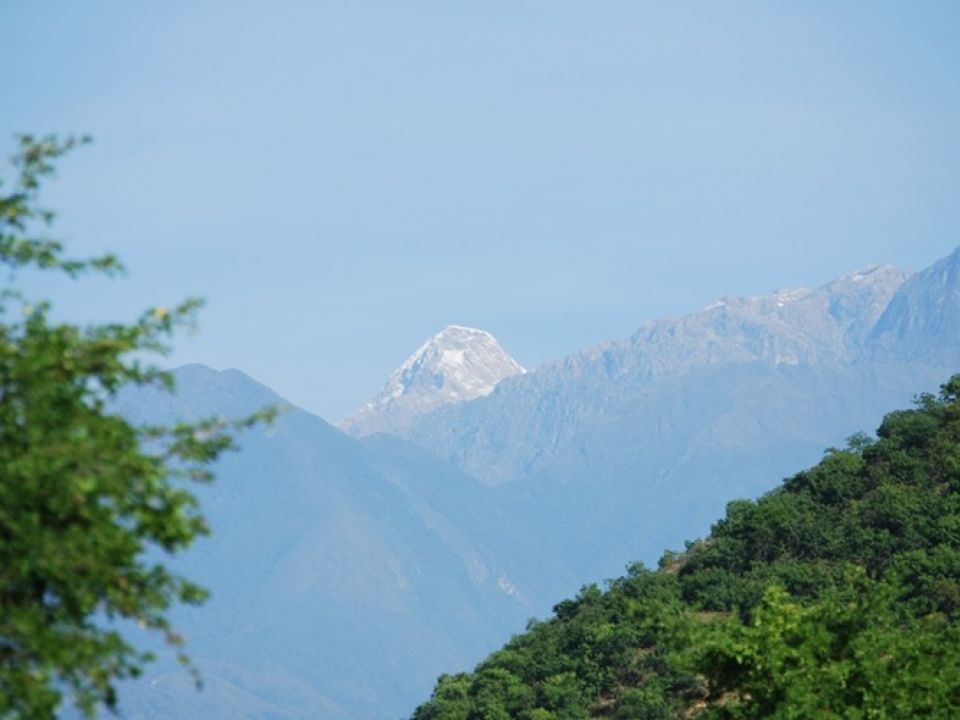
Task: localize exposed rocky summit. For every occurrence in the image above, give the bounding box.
[340,325,524,437]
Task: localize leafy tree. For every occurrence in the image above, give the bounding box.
[0,135,272,718]
[413,674,474,720]
[613,686,672,720]
[689,576,960,719]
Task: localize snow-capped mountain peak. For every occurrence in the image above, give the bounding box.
[340,325,524,437]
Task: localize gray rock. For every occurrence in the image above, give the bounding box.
[340,325,524,437]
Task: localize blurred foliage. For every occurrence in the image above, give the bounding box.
[412,376,960,718]
[0,136,273,718]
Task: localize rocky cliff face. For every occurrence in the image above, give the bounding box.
[340,325,524,437]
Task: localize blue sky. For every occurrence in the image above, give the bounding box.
[3,2,959,421]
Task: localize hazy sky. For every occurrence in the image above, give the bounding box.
[3,2,959,421]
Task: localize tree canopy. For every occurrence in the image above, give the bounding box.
[0,136,272,718]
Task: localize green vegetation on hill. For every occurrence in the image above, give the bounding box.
[412,376,960,719]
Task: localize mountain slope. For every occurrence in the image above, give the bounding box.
[411,375,960,719]
[867,246,960,365]
[340,325,524,437]
[108,365,545,720]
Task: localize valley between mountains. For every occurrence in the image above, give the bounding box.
[110,247,960,719]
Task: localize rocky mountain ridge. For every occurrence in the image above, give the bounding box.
[394,250,958,584]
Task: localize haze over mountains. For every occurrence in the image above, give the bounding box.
[110,367,546,719]
[112,248,960,720]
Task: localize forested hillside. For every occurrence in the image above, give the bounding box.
[412,375,960,719]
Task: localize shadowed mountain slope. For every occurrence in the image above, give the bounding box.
[868,246,960,365]
[107,365,547,720]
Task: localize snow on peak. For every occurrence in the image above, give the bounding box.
[339,325,524,437]
[771,287,811,304]
[385,325,523,402]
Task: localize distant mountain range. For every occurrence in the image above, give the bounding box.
[401,261,920,485]
[109,247,960,720]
